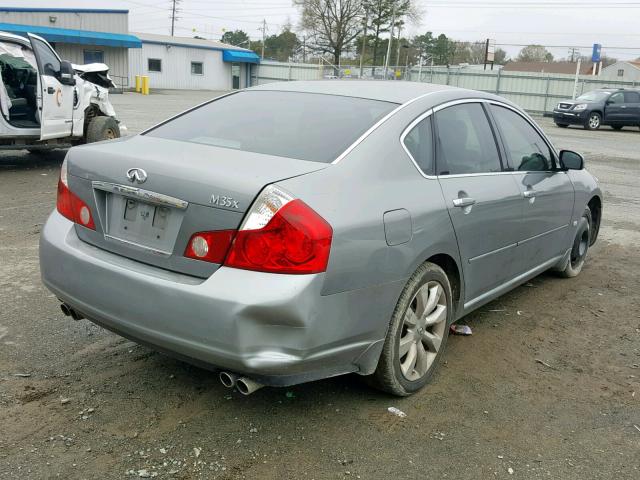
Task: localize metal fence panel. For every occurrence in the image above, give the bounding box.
[253,62,638,114]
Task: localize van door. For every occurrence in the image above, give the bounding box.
[27,34,74,140]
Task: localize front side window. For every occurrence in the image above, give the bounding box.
[403,115,434,176]
[191,61,203,75]
[435,103,501,175]
[148,58,162,72]
[490,105,554,172]
[145,91,397,163]
[609,92,624,104]
[31,37,60,76]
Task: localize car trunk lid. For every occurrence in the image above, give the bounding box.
[66,135,328,278]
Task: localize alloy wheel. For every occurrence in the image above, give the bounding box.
[589,114,600,129]
[398,281,448,381]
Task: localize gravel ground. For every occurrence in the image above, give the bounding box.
[1,90,639,479]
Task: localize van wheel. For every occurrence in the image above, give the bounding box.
[584,112,601,130]
[86,116,120,143]
[369,262,452,396]
[557,207,592,278]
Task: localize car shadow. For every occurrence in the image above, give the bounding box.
[0,149,67,170]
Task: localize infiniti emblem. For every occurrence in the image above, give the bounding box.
[126,168,147,184]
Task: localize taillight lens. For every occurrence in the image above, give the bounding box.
[224,186,332,274]
[184,230,235,264]
[56,159,96,230]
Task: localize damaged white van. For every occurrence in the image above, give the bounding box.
[0,31,123,152]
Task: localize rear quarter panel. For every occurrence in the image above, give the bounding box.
[277,93,463,309]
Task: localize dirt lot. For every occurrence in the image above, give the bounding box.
[1,90,639,479]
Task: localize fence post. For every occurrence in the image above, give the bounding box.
[495,69,502,95]
[446,67,450,85]
[288,64,292,81]
[543,76,551,114]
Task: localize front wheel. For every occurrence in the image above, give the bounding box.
[557,207,592,278]
[584,112,601,130]
[85,116,120,143]
[369,262,452,396]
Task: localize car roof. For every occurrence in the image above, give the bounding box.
[248,80,476,105]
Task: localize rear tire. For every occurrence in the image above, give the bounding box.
[584,112,601,130]
[369,262,452,396]
[86,116,120,143]
[555,123,569,128]
[557,207,592,278]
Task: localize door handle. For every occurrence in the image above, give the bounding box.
[620,105,627,109]
[47,87,55,94]
[453,197,476,208]
[523,190,537,199]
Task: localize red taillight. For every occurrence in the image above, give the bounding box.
[184,230,235,264]
[224,199,332,274]
[56,161,95,230]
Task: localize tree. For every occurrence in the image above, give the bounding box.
[494,48,508,65]
[432,34,455,65]
[264,27,301,61]
[517,45,554,62]
[362,0,420,66]
[221,29,250,47]
[294,0,364,68]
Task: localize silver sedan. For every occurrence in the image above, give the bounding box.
[39,81,602,396]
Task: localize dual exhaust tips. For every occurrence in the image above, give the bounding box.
[60,302,262,395]
[219,371,263,395]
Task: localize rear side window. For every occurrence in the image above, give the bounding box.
[490,105,554,172]
[145,91,397,163]
[403,115,434,176]
[435,103,501,175]
[624,91,640,103]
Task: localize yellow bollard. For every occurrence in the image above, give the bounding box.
[135,75,141,93]
[141,76,150,95]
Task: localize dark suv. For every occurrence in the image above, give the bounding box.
[553,88,640,131]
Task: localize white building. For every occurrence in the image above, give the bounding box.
[0,7,141,85]
[600,61,640,82]
[129,33,260,91]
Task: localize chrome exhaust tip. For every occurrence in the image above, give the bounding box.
[236,377,264,396]
[219,371,238,388]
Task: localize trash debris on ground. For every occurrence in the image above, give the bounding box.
[11,373,31,377]
[430,431,445,441]
[60,397,70,405]
[450,324,473,335]
[387,407,407,418]
[508,467,514,474]
[535,358,555,369]
[517,310,523,316]
[633,424,640,433]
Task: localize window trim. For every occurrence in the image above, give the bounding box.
[147,58,162,72]
[399,98,560,179]
[190,61,204,76]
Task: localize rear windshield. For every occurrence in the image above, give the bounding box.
[145,90,397,163]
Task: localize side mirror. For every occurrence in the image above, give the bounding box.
[605,99,613,105]
[59,60,76,86]
[559,150,584,170]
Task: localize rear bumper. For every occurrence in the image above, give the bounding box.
[553,110,588,125]
[39,211,396,386]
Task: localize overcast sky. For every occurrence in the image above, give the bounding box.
[3,0,640,61]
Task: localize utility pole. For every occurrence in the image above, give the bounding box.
[260,19,267,59]
[396,23,402,70]
[359,12,368,78]
[383,8,396,77]
[170,0,179,36]
[303,35,307,63]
